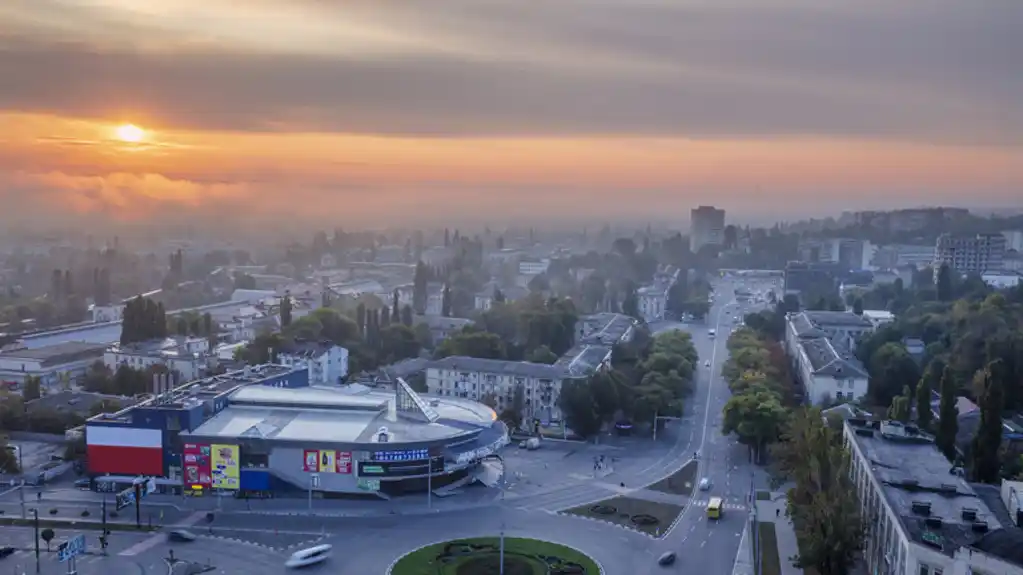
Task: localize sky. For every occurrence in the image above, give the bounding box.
[1,0,1021,229]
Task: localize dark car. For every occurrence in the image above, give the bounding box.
[657,552,676,566]
[0,546,16,559]
[73,478,91,489]
[167,530,197,543]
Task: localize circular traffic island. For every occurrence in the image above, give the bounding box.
[390,536,601,575]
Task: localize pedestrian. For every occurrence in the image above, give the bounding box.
[776,508,781,518]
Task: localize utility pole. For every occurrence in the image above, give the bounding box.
[427,459,433,510]
[134,482,142,528]
[32,507,40,574]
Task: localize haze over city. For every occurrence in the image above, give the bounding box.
[1,0,1021,229]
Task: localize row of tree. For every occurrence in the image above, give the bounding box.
[558,329,698,438]
[719,327,792,464]
[119,296,168,345]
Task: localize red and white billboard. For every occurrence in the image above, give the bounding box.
[302,449,318,472]
[87,426,163,476]
[336,451,352,474]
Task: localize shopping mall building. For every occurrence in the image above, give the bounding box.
[85,364,509,497]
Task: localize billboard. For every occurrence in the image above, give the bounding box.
[210,444,240,490]
[318,450,336,473]
[182,443,212,489]
[303,449,318,472]
[358,458,444,478]
[302,450,353,474]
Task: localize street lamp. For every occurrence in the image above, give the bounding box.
[30,507,39,574]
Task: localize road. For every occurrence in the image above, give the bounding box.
[644,276,778,573]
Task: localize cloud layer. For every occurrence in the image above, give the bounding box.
[2,0,1020,143]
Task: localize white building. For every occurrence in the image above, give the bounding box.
[844,419,1023,575]
[785,311,873,405]
[861,310,896,330]
[0,342,108,388]
[426,356,572,424]
[91,304,125,323]
[637,285,667,322]
[690,205,726,252]
[276,341,349,385]
[1002,230,1023,252]
[517,258,550,276]
[104,336,211,381]
[981,272,1022,290]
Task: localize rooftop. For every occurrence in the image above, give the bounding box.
[554,345,612,378]
[185,380,496,445]
[969,528,1023,568]
[430,355,565,380]
[26,390,128,417]
[846,419,1003,557]
[789,311,874,338]
[579,313,636,346]
[0,341,108,366]
[799,337,868,378]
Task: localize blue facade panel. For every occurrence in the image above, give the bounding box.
[240,469,270,491]
[258,368,309,389]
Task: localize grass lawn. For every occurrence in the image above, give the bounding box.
[646,460,699,496]
[756,522,782,575]
[563,496,683,537]
[390,536,600,575]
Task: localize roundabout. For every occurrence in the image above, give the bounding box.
[390,536,602,575]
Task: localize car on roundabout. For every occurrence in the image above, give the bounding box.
[699,477,712,491]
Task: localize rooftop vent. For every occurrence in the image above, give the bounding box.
[971,521,989,533]
[924,517,943,529]
[939,483,958,494]
[961,508,978,521]
[854,428,874,438]
[902,479,921,489]
[911,501,932,515]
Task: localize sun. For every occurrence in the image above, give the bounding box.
[115,124,145,143]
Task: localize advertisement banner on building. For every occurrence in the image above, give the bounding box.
[210,444,240,489]
[182,443,212,489]
[336,451,352,474]
[303,449,318,472]
[318,450,336,473]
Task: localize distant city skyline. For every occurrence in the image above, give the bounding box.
[1,0,1020,227]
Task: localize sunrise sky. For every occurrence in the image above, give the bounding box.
[1,0,1021,227]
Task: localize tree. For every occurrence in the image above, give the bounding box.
[356,303,367,336]
[401,305,414,327]
[499,383,526,431]
[621,283,640,320]
[936,366,959,462]
[915,357,944,430]
[970,361,1004,483]
[391,290,400,324]
[588,371,622,424]
[722,385,788,463]
[413,261,428,314]
[851,297,863,316]
[886,386,911,423]
[558,380,602,439]
[936,263,953,302]
[868,343,920,406]
[526,345,558,365]
[435,330,506,360]
[378,324,421,364]
[772,408,863,575]
[441,285,452,317]
[279,294,293,327]
[22,376,42,401]
[41,528,55,551]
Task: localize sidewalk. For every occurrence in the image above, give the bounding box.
[731,521,755,575]
[755,494,801,575]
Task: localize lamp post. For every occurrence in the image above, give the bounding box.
[31,507,40,574]
[499,522,506,575]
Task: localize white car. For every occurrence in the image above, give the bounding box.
[699,478,711,491]
[704,360,711,368]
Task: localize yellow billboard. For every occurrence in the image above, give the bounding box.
[318,450,336,473]
[210,444,239,489]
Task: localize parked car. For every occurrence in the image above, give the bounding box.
[657,552,676,566]
[0,546,16,559]
[73,478,91,490]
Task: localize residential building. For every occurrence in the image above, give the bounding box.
[861,310,896,330]
[474,284,529,311]
[871,244,937,270]
[783,261,839,299]
[785,310,875,353]
[843,418,1023,575]
[1002,230,1023,252]
[0,342,108,388]
[790,335,869,404]
[553,345,613,379]
[577,313,637,346]
[637,285,667,322]
[981,272,1022,290]
[424,282,446,316]
[415,315,474,347]
[104,336,212,381]
[934,233,1006,278]
[517,258,550,276]
[1004,251,1023,273]
[799,238,873,270]
[690,206,726,252]
[426,356,571,424]
[277,340,349,385]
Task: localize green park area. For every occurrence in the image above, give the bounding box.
[390,537,600,575]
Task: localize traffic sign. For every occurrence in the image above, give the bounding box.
[57,534,86,562]
[310,473,320,488]
[115,486,136,510]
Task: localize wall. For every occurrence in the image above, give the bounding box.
[268,446,360,493]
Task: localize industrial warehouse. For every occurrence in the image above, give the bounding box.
[84,365,509,497]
